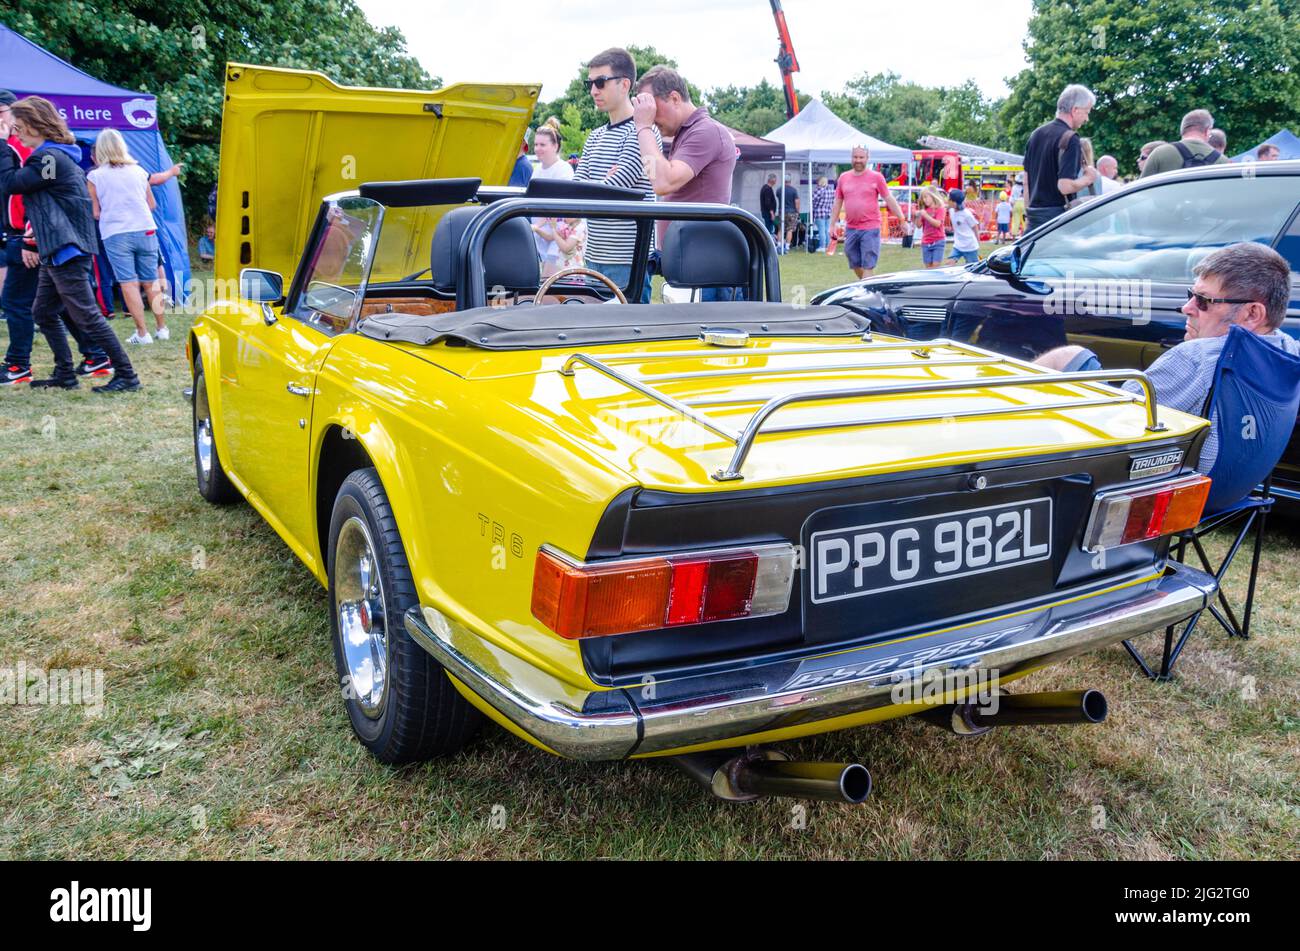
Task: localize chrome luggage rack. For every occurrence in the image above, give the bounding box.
[558,338,1164,482]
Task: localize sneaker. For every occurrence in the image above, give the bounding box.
[92,374,141,393]
[125,332,153,345]
[30,376,80,390]
[76,356,113,376]
[2,365,32,385]
[155,326,170,341]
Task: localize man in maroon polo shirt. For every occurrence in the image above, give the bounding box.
[631,65,742,300]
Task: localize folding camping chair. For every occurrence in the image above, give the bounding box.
[1123,326,1300,680]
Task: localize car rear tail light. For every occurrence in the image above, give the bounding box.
[531,544,796,639]
[1082,474,1211,553]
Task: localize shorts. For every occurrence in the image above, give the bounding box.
[997,222,1010,234]
[920,241,946,265]
[948,248,979,264]
[845,228,881,270]
[103,230,160,284]
[783,212,799,233]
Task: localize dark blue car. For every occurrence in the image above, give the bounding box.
[813,161,1300,499]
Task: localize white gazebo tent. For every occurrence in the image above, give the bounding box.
[765,99,915,239]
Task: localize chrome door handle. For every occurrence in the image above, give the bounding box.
[286,383,311,396]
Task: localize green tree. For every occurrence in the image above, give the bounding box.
[0,1,434,227]
[1003,0,1300,174]
[935,80,1011,151]
[821,72,944,149]
[705,78,807,135]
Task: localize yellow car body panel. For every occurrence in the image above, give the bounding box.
[191,64,1218,766]
[193,312,1211,752]
[214,63,538,287]
[395,337,1210,491]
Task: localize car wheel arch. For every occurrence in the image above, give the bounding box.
[316,424,378,572]
[190,331,238,477]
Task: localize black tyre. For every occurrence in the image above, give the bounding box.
[328,467,482,763]
[192,358,240,505]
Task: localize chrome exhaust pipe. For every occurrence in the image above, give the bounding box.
[734,758,872,804]
[924,689,1109,734]
[975,689,1108,726]
[672,748,871,804]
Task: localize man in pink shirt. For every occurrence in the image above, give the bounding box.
[633,65,741,298]
[829,146,909,278]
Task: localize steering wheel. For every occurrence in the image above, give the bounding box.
[534,267,627,306]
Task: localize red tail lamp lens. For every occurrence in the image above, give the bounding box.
[532,546,791,639]
[1083,474,1211,552]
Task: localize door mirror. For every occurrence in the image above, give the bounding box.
[240,268,285,304]
[986,245,1023,277]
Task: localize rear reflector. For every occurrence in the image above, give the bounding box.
[1082,474,1211,553]
[532,544,795,639]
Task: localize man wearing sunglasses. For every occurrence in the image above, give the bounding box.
[1135,141,1165,176]
[1036,243,1298,472]
[575,47,659,303]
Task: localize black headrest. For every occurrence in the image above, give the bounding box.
[524,177,645,202]
[660,220,751,288]
[359,178,481,207]
[430,206,539,292]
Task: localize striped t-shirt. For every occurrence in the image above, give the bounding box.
[575,116,659,264]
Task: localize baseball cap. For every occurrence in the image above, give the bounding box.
[0,90,16,107]
[947,188,965,204]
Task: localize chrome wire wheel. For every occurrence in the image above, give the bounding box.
[334,515,389,720]
[193,382,214,483]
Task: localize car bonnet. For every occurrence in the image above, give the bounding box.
[214,63,539,286]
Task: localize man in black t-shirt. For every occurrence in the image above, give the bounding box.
[760,173,778,237]
[1023,84,1098,231]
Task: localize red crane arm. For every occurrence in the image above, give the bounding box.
[769,0,800,118]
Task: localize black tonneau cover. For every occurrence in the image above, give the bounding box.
[358,302,871,350]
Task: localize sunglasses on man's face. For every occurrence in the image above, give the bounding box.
[584,75,627,91]
[1186,288,1255,311]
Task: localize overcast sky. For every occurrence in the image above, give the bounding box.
[357,0,1035,108]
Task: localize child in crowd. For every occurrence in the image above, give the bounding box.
[994,192,1013,244]
[946,188,980,265]
[554,217,585,271]
[198,218,215,263]
[917,188,948,268]
[824,210,846,255]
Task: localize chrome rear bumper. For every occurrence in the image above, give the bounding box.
[404,563,1215,761]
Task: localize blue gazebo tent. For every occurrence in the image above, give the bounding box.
[0,22,191,304]
[1232,129,1300,163]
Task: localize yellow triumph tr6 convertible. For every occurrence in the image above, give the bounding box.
[191,64,1218,803]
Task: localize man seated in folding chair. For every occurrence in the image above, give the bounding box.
[1038,243,1300,679]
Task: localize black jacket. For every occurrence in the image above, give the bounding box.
[0,141,98,264]
[759,183,777,221]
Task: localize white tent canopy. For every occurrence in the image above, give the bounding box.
[762,99,915,249]
[765,98,913,164]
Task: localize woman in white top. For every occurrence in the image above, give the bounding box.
[528,117,574,277]
[87,129,169,343]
